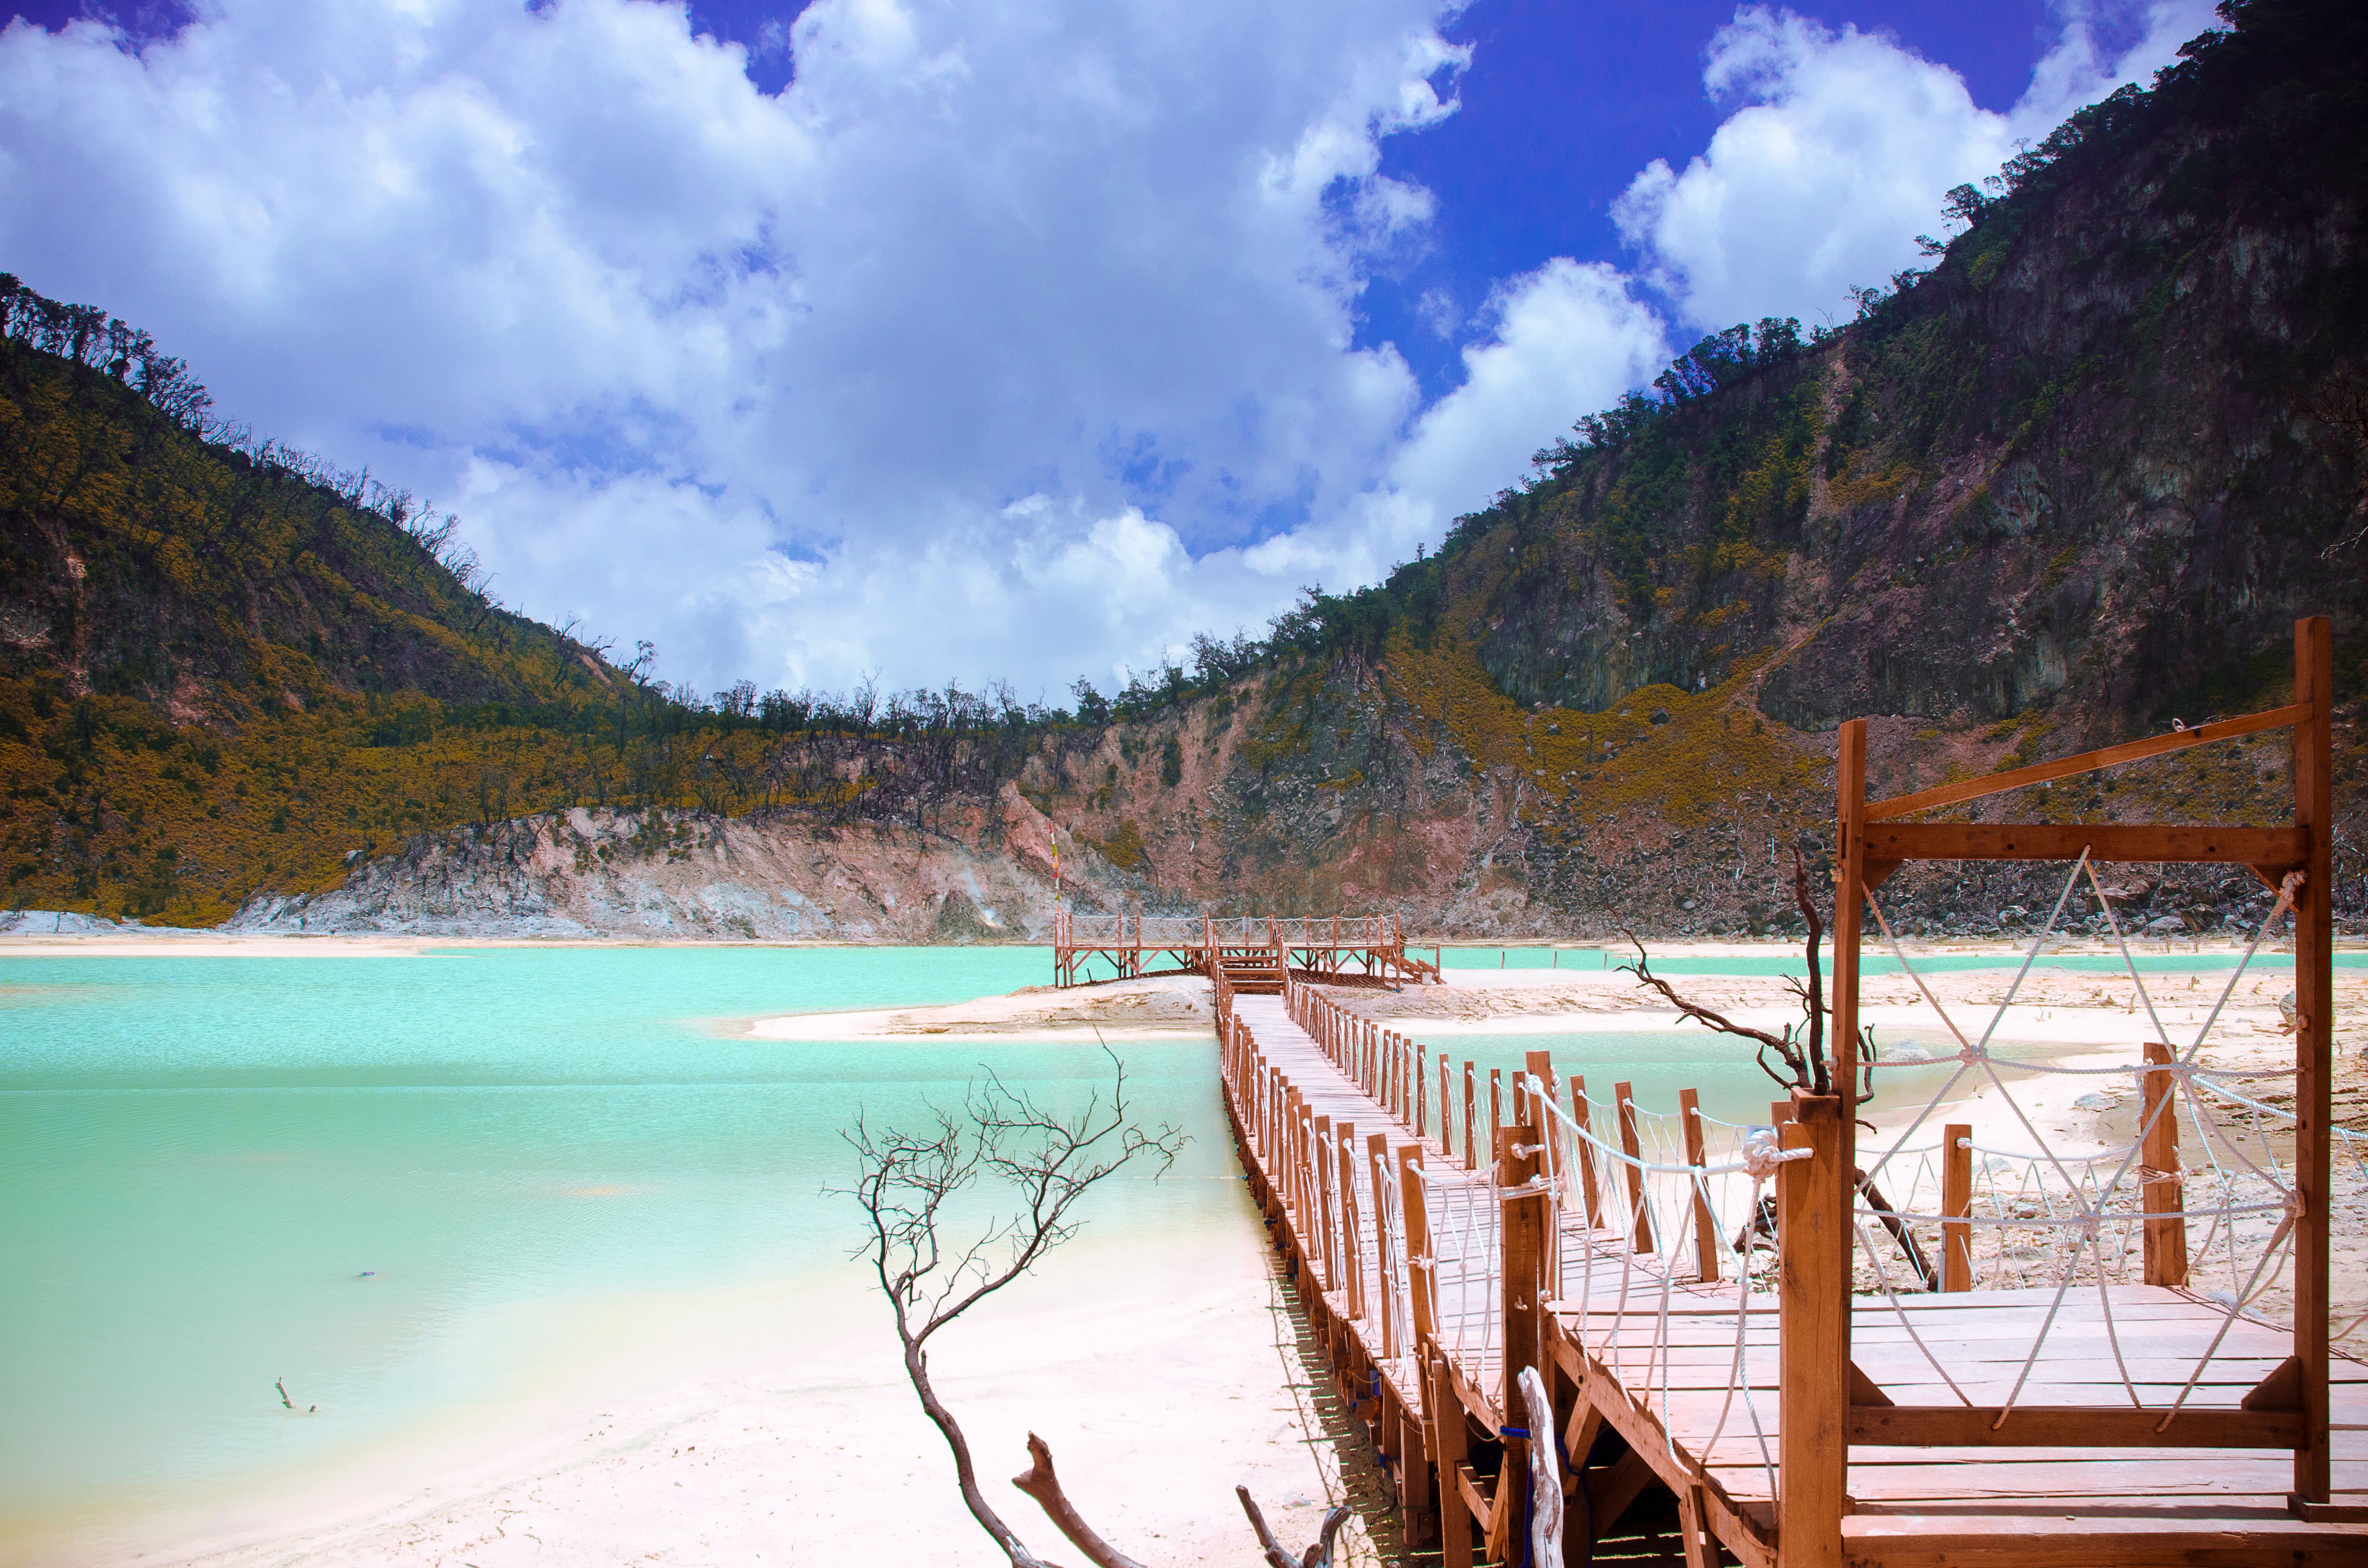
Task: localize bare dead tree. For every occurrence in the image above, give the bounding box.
[841,1051,1353,1567]
[1622,845,1935,1287]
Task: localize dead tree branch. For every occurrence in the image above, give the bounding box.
[843,1052,1370,1568]
[1012,1433,1148,1568]
[1622,845,1835,1094]
[1236,1486,1351,1568]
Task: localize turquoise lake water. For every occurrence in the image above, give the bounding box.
[2,940,2314,1554]
[0,946,1247,1552]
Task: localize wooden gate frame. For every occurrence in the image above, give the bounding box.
[1798,615,2338,1542]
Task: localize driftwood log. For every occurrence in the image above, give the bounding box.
[1011,1432,1351,1568]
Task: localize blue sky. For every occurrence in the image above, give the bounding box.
[0,0,2216,698]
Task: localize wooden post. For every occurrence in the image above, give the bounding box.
[1291,1093,1311,1228]
[2140,1043,2186,1288]
[1526,1049,1562,1286]
[1400,1390,1437,1549]
[1779,1092,1845,1568]
[1615,1080,1652,1253]
[1679,1087,1719,1283]
[1498,1118,1547,1564]
[1832,718,1867,1384]
[1438,1054,1453,1158]
[1283,1095,1301,1226]
[1431,1348,1473,1568]
[1941,1121,1973,1292]
[1399,1146,1436,1345]
[1570,1075,1602,1226]
[1382,1032,1402,1132]
[1268,1067,1285,1172]
[1496,1123,1553,1563]
[1368,1133,1400,1357]
[2292,614,2333,1510]
[1313,1114,1338,1290]
[1415,1037,1428,1139]
[1462,1061,1478,1173]
[1336,1123,1365,1321]
[1489,1068,1503,1146]
[1678,1484,1717,1568]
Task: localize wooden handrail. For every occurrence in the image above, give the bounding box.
[1865,702,2308,821]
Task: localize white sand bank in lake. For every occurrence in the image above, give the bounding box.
[748,974,1217,1042]
[112,1227,1344,1568]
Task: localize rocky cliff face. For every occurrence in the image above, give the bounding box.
[227,786,1122,940]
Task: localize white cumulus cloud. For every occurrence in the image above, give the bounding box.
[0,0,1473,695]
[1387,259,1667,522]
[1614,0,2220,331]
[0,0,2226,700]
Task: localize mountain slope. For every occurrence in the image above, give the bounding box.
[987,0,2368,937]
[6,0,2364,937]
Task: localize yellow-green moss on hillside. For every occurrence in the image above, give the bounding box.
[1381,630,1825,828]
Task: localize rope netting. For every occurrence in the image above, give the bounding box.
[1845,850,2356,1424]
[1228,896,2356,1471]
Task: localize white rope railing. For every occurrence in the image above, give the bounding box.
[1851,852,2322,1430]
[1228,921,2352,1510]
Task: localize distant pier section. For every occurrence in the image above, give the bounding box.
[1049,912,1440,990]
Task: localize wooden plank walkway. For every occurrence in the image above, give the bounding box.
[1217,973,2368,1568]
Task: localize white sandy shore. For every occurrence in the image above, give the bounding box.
[33,1231,1347,1568]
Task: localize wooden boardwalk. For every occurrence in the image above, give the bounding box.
[1219,977,2368,1566]
[1208,619,2365,1568]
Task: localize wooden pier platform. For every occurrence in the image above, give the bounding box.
[1205,619,2365,1568]
[1052,913,1438,989]
[1219,974,2368,1567]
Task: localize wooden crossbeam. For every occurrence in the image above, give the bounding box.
[1864,703,2308,821]
[1858,821,2305,880]
[1845,1404,2306,1447]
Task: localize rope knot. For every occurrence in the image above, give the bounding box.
[1740,1127,1790,1179]
[2273,870,2304,919]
